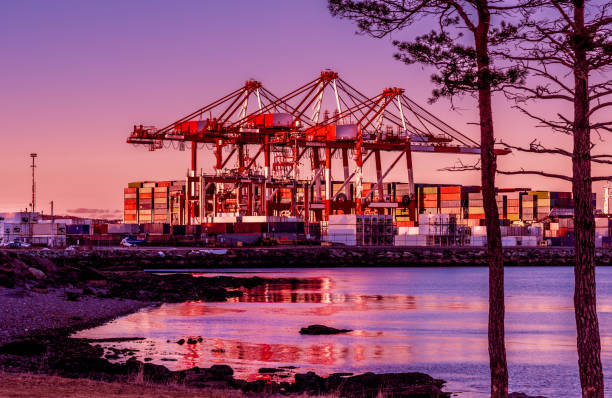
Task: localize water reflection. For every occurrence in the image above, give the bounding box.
[75,267,612,397]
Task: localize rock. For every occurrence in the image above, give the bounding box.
[334,372,448,398]
[209,364,234,377]
[187,337,198,344]
[176,339,185,345]
[0,340,47,356]
[294,371,326,391]
[259,367,284,373]
[78,266,107,282]
[28,267,46,280]
[299,324,353,335]
[65,291,81,301]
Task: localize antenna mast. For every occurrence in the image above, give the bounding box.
[30,153,37,213]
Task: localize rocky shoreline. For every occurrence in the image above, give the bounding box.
[3,246,611,275]
[0,249,455,397]
[0,248,555,397]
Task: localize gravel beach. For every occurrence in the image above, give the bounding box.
[0,287,150,345]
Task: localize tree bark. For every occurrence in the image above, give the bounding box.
[571,2,604,397]
[475,1,508,397]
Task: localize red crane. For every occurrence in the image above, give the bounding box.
[127,70,510,224]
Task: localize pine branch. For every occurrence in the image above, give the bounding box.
[497,168,572,181]
[498,139,572,156]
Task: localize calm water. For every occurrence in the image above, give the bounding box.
[75,267,612,397]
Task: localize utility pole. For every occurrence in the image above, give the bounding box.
[50,200,54,223]
[30,153,37,214]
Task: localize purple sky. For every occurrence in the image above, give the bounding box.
[0,0,606,217]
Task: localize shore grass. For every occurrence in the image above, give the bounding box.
[0,373,245,398]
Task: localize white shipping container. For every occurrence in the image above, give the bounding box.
[472,226,487,236]
[394,235,427,246]
[397,226,420,235]
[470,236,487,246]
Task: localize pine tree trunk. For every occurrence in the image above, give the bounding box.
[572,2,604,397]
[475,2,508,397]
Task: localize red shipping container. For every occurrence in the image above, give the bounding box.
[440,193,461,201]
[124,198,137,205]
[440,186,461,194]
[468,214,485,219]
[124,187,137,194]
[154,192,168,198]
[124,203,137,210]
[139,192,152,199]
[201,223,227,234]
[157,181,172,187]
[235,222,265,233]
[93,224,108,234]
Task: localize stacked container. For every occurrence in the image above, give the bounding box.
[326,214,393,246]
[170,181,185,224]
[394,183,414,225]
[439,186,462,216]
[138,187,153,223]
[506,192,520,221]
[468,192,485,226]
[521,193,536,221]
[421,186,439,214]
[496,195,507,219]
[124,187,138,224]
[529,191,551,219]
[154,185,169,223]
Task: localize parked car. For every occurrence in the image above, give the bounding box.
[0,241,30,248]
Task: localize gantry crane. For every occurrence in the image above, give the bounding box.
[127,70,510,224]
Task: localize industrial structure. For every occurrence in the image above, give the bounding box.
[126,70,510,226]
[4,72,611,249]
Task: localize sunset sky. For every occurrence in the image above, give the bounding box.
[1,0,608,218]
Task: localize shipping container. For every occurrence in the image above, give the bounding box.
[141,223,170,234]
[107,224,140,234]
[66,224,91,235]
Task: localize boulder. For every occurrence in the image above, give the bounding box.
[299,324,353,335]
[28,267,46,280]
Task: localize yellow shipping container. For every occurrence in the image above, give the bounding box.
[529,191,550,199]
